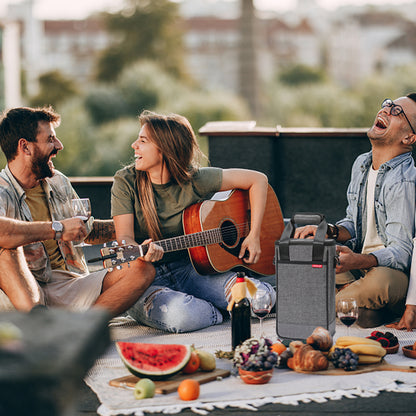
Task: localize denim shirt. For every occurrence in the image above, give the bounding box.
[0,165,91,282]
[337,151,416,274]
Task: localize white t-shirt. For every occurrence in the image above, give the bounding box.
[362,167,384,255]
[406,237,416,305]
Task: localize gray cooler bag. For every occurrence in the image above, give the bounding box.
[275,213,336,340]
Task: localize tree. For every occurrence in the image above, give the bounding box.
[279,64,326,86]
[85,61,174,124]
[29,70,79,108]
[94,0,187,82]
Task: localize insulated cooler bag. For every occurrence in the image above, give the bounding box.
[275,213,336,340]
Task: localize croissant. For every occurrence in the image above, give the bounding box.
[287,344,329,372]
[306,326,333,351]
[289,340,304,355]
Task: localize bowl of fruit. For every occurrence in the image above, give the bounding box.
[233,338,277,384]
[367,331,399,354]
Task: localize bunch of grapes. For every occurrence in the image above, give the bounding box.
[330,347,359,371]
[233,337,278,371]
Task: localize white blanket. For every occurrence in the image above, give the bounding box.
[85,316,416,416]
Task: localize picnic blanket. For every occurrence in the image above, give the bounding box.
[85,316,416,416]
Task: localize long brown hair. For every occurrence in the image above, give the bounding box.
[136,110,204,240]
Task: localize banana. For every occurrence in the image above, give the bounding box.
[346,344,386,358]
[358,354,383,364]
[335,336,381,348]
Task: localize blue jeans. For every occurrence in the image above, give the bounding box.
[127,258,276,333]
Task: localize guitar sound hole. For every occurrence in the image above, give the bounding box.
[220,220,238,247]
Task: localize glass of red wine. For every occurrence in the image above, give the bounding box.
[337,298,358,335]
[251,290,272,337]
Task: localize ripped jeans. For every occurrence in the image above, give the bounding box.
[127,258,276,333]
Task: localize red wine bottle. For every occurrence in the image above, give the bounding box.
[231,272,251,349]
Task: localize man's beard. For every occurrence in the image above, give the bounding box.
[32,149,55,180]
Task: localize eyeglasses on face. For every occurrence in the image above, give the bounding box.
[381,98,415,135]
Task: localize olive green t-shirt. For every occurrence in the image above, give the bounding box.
[111,165,223,263]
[24,184,66,271]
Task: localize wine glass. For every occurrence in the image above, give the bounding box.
[251,290,273,337]
[71,198,92,247]
[337,298,358,335]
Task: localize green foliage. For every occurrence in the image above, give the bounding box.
[52,99,138,176]
[278,64,326,86]
[85,61,177,124]
[29,70,79,108]
[262,63,416,129]
[167,90,250,132]
[51,99,98,176]
[54,60,249,176]
[95,0,187,82]
[85,60,249,128]
[84,86,128,124]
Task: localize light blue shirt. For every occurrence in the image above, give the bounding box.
[337,151,416,273]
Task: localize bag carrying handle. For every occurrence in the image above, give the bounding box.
[279,212,327,264]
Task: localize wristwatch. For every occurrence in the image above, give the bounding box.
[327,223,339,240]
[52,221,64,240]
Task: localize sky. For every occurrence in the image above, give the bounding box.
[1,0,414,20]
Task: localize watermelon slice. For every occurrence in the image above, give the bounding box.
[116,342,192,380]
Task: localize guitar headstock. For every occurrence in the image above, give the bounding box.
[99,244,143,269]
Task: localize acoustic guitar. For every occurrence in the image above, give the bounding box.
[89,185,284,276]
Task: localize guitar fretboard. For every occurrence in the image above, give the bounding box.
[144,228,224,254]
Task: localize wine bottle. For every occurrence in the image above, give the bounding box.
[230,272,251,350]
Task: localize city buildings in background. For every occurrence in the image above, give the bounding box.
[1,0,416,109]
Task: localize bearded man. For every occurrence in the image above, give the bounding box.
[0,106,159,316]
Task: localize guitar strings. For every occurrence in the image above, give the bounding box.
[145,222,251,252]
[126,221,252,256]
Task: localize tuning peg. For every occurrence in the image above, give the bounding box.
[129,256,135,261]
[112,241,119,247]
[121,240,126,245]
[116,265,122,270]
[103,242,107,248]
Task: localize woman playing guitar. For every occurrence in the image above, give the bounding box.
[111,110,279,333]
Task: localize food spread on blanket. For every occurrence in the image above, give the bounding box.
[216,326,414,374]
[278,329,388,371]
[115,341,218,400]
[112,326,416,402]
